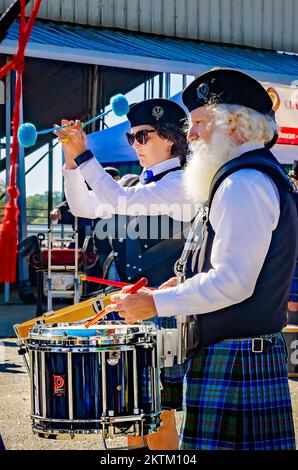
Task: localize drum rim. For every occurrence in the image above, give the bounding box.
[27,321,158,346]
[30,320,157,333]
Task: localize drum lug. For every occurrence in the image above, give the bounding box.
[157,329,178,368]
[107,351,121,365]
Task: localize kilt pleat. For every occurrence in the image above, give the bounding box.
[289,258,298,302]
[180,333,296,450]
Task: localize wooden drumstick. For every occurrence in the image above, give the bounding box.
[80,275,154,290]
[84,277,148,328]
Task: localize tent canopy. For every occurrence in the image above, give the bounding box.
[87,120,136,163]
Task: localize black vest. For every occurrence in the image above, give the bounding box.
[191,148,298,349]
[105,167,190,286]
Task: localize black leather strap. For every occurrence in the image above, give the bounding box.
[74,149,94,167]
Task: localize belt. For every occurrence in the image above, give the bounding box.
[221,333,280,353]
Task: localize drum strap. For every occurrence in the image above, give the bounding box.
[174,205,208,284]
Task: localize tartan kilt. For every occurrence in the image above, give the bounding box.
[152,315,186,411]
[180,333,296,450]
[289,258,298,302]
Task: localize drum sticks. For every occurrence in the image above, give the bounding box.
[80,275,155,290]
[84,277,148,328]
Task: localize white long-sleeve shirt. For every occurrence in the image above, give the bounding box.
[153,143,281,317]
[62,156,195,222]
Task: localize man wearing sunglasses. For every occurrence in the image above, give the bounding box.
[56,98,196,449]
[106,69,298,450]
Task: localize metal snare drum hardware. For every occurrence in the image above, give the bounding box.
[25,321,161,441]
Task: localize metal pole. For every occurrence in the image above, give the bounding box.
[99,66,104,130]
[47,141,53,310]
[4,57,11,303]
[16,75,29,282]
[91,65,98,134]
[159,73,164,98]
[12,69,35,304]
[165,73,171,99]
[182,75,187,89]
[47,140,53,229]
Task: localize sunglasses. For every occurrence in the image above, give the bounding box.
[126,129,156,146]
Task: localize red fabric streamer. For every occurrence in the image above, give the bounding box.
[0,0,41,283]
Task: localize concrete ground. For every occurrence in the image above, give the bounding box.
[0,301,297,450]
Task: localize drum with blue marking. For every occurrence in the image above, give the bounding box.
[26,321,161,439]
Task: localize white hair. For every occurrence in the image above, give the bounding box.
[212,104,277,146]
[182,104,277,205]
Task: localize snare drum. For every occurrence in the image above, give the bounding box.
[26,321,161,439]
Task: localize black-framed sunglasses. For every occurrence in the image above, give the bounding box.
[126,129,156,146]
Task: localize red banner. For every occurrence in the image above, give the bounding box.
[263,82,298,145]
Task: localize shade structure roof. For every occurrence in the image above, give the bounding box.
[2,20,298,84]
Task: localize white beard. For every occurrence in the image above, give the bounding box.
[183,129,238,205]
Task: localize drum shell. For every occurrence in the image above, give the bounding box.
[27,323,161,438]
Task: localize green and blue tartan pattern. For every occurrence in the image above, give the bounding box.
[289,258,298,302]
[180,333,296,450]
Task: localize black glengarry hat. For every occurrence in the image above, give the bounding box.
[182,68,274,116]
[127,98,186,129]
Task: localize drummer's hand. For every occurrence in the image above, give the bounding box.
[159,277,178,289]
[105,289,158,323]
[50,208,61,221]
[121,284,151,294]
[54,120,88,169]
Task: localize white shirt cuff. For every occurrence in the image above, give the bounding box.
[153,287,181,317]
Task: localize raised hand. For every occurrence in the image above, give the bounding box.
[54,119,88,169]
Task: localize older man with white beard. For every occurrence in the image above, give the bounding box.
[108,68,298,450]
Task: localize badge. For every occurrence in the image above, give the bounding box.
[196,83,209,101]
[152,106,164,121]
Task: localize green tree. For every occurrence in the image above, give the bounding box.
[1,184,62,223]
[26,191,62,224]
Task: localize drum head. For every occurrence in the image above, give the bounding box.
[28,321,157,346]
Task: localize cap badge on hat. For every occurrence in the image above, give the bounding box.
[196,83,209,101]
[152,106,164,121]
